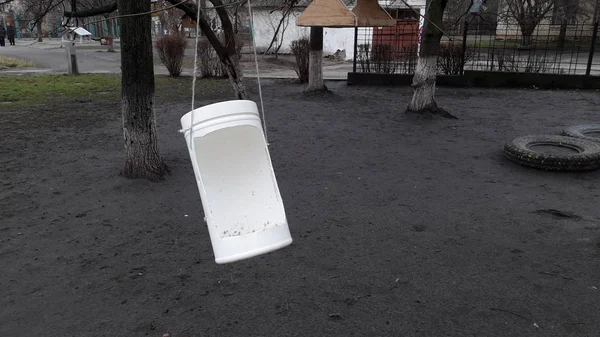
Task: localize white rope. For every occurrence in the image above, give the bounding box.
[189,0,202,151]
[181,0,267,145]
[247,0,268,144]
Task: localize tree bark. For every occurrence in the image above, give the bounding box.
[36,21,43,42]
[64,2,118,17]
[407,0,455,118]
[520,23,535,47]
[221,55,248,99]
[307,27,327,92]
[117,0,169,180]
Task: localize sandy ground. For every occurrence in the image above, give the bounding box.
[1,80,600,337]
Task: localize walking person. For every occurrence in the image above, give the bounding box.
[6,23,15,46]
[0,24,6,47]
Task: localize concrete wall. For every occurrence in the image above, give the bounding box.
[252,9,356,60]
[496,17,596,40]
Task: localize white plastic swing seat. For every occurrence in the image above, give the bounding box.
[180,100,292,264]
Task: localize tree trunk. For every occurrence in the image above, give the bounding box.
[557,21,567,49]
[520,23,535,47]
[106,17,115,52]
[221,55,248,99]
[407,0,454,118]
[521,32,533,47]
[307,27,327,92]
[117,0,169,181]
[36,21,43,42]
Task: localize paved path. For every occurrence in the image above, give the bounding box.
[0,38,352,79]
[0,39,121,74]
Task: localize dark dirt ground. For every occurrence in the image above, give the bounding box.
[1,80,600,337]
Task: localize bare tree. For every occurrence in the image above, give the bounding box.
[117,0,169,180]
[407,0,455,118]
[61,0,252,179]
[66,1,169,180]
[78,0,118,51]
[262,10,291,57]
[156,0,186,35]
[19,0,63,41]
[66,0,248,98]
[553,0,586,48]
[502,0,554,46]
[263,0,300,57]
[166,0,249,98]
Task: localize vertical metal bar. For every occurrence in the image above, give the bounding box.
[461,20,468,75]
[353,27,358,73]
[586,21,599,76]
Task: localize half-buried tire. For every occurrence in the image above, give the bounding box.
[562,124,600,143]
[503,135,600,172]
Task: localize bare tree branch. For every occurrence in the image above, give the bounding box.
[64,2,118,17]
[164,0,229,56]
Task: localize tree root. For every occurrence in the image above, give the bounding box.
[405,105,458,119]
[120,161,171,182]
[303,84,330,95]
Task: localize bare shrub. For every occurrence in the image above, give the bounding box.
[396,46,417,74]
[437,43,473,75]
[155,34,188,77]
[197,38,226,78]
[489,50,564,74]
[357,43,371,72]
[371,44,397,73]
[195,35,245,78]
[291,38,310,83]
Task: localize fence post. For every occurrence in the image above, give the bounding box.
[461,20,469,76]
[586,21,598,76]
[353,27,358,73]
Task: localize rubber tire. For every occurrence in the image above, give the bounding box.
[503,135,600,172]
[562,124,600,143]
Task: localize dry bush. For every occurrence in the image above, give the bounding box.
[197,39,226,78]
[195,35,245,78]
[437,43,473,75]
[155,34,188,77]
[291,38,310,83]
[371,44,396,74]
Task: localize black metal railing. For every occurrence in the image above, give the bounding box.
[353,16,600,77]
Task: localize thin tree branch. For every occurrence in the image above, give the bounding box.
[29,0,65,31]
[211,0,236,54]
[165,0,229,56]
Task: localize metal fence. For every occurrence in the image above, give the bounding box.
[353,17,600,77]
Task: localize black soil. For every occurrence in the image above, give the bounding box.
[1,81,600,337]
